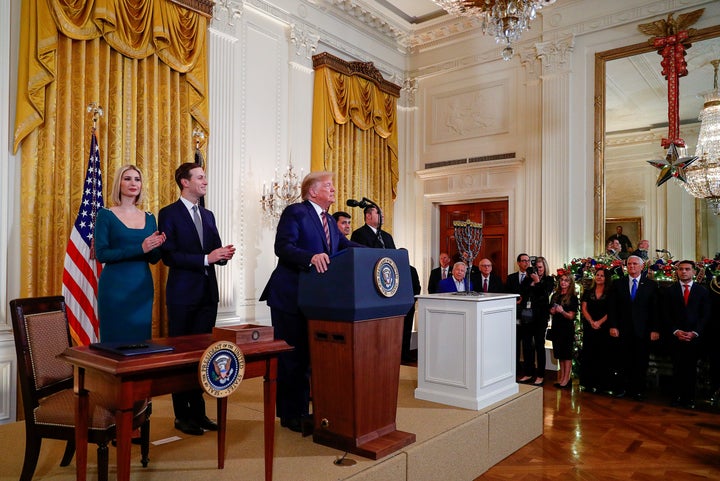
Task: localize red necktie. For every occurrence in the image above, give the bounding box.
[683,284,690,306]
[483,278,488,292]
[322,211,331,250]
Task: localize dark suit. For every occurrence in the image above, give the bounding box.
[608,275,659,397]
[260,200,358,422]
[664,282,710,404]
[437,277,473,293]
[402,265,422,362]
[427,266,450,294]
[350,224,396,249]
[506,271,533,371]
[477,273,504,293]
[159,198,224,423]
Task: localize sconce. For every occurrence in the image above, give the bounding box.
[260,163,302,221]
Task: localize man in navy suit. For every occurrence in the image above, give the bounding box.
[664,260,710,409]
[260,171,359,433]
[437,262,472,293]
[350,205,396,249]
[608,255,659,400]
[159,162,236,436]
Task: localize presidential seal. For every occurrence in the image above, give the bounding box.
[199,341,245,398]
[374,256,400,297]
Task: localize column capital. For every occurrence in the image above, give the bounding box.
[536,34,575,77]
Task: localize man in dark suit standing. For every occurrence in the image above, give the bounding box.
[159,162,236,436]
[351,205,395,249]
[664,260,710,409]
[260,171,359,433]
[608,255,659,400]
[427,252,451,294]
[477,258,504,293]
[505,253,533,374]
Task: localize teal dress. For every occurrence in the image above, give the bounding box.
[95,208,162,343]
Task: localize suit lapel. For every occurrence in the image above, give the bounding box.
[178,199,203,249]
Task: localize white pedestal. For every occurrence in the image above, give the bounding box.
[415,293,519,410]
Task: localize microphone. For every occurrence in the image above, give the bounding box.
[346,198,369,208]
[656,249,668,253]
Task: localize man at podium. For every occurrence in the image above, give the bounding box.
[260,171,361,433]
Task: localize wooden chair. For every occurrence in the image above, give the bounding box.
[10,296,151,481]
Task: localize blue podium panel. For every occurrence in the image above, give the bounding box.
[298,248,414,321]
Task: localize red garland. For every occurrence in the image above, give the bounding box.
[653,31,691,148]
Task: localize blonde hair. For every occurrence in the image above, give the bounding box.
[110,164,146,206]
[301,171,334,200]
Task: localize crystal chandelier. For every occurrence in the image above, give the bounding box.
[433,0,556,60]
[260,163,302,220]
[683,60,720,215]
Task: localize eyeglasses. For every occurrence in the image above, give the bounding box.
[519,259,530,263]
[479,264,492,268]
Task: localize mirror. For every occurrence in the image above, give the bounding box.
[595,24,720,259]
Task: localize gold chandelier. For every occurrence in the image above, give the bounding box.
[683,60,720,215]
[433,0,556,60]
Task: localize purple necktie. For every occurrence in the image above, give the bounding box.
[322,211,331,250]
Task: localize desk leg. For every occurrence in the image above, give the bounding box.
[263,357,278,481]
[217,398,227,468]
[74,368,88,481]
[115,408,134,481]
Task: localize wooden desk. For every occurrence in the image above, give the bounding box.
[60,335,292,481]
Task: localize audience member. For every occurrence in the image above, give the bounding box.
[664,260,710,409]
[437,262,471,293]
[579,267,612,393]
[332,211,352,237]
[608,255,659,401]
[632,239,650,261]
[350,205,395,249]
[427,252,451,294]
[549,272,579,389]
[518,256,554,386]
[506,253,533,371]
[477,258,504,293]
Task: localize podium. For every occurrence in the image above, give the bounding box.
[299,248,416,459]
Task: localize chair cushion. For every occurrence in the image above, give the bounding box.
[34,389,149,432]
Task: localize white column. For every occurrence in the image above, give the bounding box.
[208,10,242,317]
[537,35,575,271]
[518,47,543,260]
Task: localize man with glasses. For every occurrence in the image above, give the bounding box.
[506,254,534,374]
[477,258,503,293]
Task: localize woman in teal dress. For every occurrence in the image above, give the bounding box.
[95,165,166,343]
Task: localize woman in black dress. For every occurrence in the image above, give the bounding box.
[579,267,611,393]
[550,273,579,388]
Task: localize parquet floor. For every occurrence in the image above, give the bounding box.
[477,373,720,481]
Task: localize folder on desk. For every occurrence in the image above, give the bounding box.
[89,341,175,357]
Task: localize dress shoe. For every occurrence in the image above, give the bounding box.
[683,400,696,410]
[611,389,626,398]
[533,378,544,386]
[174,418,204,436]
[631,393,645,402]
[196,416,218,431]
[280,417,302,433]
[671,397,682,407]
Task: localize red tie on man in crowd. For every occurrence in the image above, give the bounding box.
[683,284,690,306]
[483,278,488,292]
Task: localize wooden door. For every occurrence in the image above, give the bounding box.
[439,200,509,281]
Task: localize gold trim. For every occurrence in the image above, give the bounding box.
[167,0,214,18]
[593,23,720,255]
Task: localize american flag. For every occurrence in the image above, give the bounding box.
[62,132,104,346]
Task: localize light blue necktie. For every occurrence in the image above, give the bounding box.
[630,278,638,300]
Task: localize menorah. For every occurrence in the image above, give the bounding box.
[453,220,483,294]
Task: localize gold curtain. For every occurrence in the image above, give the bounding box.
[311,53,400,233]
[14,0,210,338]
